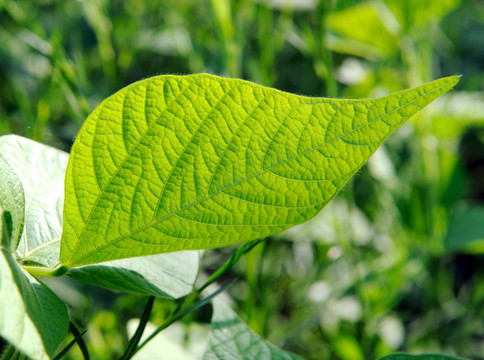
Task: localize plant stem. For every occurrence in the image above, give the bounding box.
[134,280,234,356]
[21,264,68,278]
[120,297,154,360]
[53,323,88,360]
[0,345,16,360]
[132,239,264,356]
[198,239,264,294]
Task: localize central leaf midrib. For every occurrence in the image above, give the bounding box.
[66,78,451,265]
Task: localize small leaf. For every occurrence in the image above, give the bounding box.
[0,154,25,251]
[67,250,200,298]
[0,135,68,267]
[0,249,69,360]
[203,298,302,360]
[378,354,468,360]
[444,206,484,254]
[60,74,460,267]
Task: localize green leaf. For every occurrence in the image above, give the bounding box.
[0,135,68,267]
[444,205,484,254]
[67,250,200,298]
[0,249,69,360]
[0,154,25,251]
[60,74,460,267]
[327,2,399,59]
[203,298,301,360]
[378,354,468,360]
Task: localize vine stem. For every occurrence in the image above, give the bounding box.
[53,322,89,360]
[120,297,154,360]
[22,263,68,278]
[126,239,264,358]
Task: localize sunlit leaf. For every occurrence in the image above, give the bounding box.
[60,74,459,267]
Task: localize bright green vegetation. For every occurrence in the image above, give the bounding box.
[0,74,458,359]
[61,74,458,267]
[1,0,483,359]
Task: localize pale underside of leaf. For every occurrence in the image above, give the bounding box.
[67,250,200,298]
[0,249,68,360]
[0,135,68,267]
[60,74,460,267]
[0,135,200,296]
[203,298,302,360]
[0,154,25,251]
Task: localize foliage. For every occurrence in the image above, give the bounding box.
[0,74,457,359]
[0,0,483,359]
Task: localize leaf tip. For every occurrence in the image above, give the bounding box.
[441,75,462,89]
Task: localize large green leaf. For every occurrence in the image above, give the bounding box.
[0,135,68,267]
[378,354,467,360]
[0,249,68,360]
[0,154,25,251]
[60,74,459,267]
[203,299,301,360]
[67,250,200,298]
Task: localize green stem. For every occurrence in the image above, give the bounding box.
[198,239,264,294]
[22,264,68,278]
[1,345,17,360]
[120,297,154,360]
[53,323,88,360]
[133,239,264,356]
[134,280,234,356]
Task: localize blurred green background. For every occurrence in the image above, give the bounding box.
[1,0,484,359]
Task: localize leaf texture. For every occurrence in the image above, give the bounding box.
[0,154,25,251]
[203,299,302,360]
[0,135,68,267]
[0,135,200,296]
[60,74,460,267]
[0,249,68,360]
[67,250,200,298]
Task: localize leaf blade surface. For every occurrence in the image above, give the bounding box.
[0,154,25,251]
[0,135,68,266]
[67,250,199,298]
[203,299,302,360]
[0,135,200,297]
[61,74,460,266]
[0,249,68,360]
